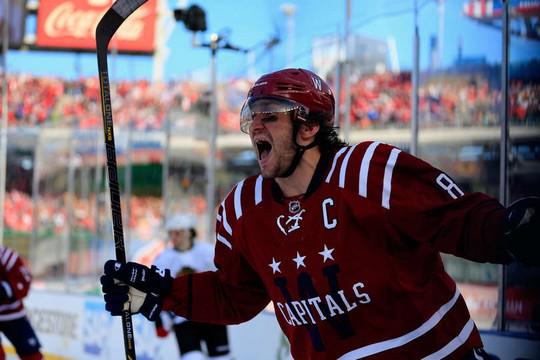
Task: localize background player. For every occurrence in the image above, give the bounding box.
[153,213,231,360]
[0,246,43,360]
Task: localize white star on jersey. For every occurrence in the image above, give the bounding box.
[269,258,281,274]
[318,244,335,262]
[292,252,306,269]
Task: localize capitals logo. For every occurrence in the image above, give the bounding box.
[277,200,305,235]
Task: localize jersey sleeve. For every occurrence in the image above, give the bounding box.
[163,182,270,325]
[378,144,509,263]
[1,247,32,300]
[332,142,511,264]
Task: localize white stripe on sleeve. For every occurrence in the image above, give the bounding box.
[0,300,22,312]
[381,148,401,209]
[339,145,358,188]
[234,180,245,219]
[216,233,233,250]
[0,309,26,321]
[6,253,18,271]
[1,248,12,266]
[325,147,348,183]
[221,203,232,236]
[358,141,380,197]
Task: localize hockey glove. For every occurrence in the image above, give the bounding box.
[100,274,163,321]
[101,260,173,321]
[103,260,173,295]
[505,196,540,266]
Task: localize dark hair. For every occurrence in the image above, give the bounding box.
[308,111,347,154]
[189,228,197,245]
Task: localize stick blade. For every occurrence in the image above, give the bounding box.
[112,0,149,19]
[95,0,149,49]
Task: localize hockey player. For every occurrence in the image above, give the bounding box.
[101,68,539,359]
[153,213,231,360]
[0,246,43,360]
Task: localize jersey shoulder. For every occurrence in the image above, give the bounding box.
[323,142,404,205]
[215,174,270,251]
[323,142,466,210]
[0,246,23,273]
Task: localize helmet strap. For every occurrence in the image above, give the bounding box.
[279,122,318,178]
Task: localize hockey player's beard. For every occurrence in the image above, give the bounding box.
[258,140,297,179]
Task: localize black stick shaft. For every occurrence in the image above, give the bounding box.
[96,8,136,360]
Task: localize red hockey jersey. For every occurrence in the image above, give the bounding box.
[0,246,32,321]
[163,141,510,359]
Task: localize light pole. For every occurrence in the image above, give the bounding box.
[175,5,247,242]
[498,0,510,333]
[342,0,352,142]
[410,0,420,156]
[436,0,445,70]
[0,0,9,247]
[153,0,175,82]
[280,3,296,68]
[199,34,247,243]
[206,33,219,245]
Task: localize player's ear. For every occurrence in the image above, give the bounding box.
[297,121,319,143]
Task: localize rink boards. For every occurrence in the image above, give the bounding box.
[1,290,538,359]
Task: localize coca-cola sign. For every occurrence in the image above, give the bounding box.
[36,0,156,53]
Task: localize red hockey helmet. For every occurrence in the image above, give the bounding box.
[240,68,335,133]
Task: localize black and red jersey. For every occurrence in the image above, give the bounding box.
[163,141,509,359]
[0,246,32,321]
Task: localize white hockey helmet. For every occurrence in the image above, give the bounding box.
[165,213,196,231]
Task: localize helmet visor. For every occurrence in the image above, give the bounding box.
[239,97,309,134]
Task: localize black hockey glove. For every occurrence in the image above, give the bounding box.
[505,197,540,266]
[100,260,173,321]
[101,274,163,321]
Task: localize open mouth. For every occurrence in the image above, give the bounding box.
[256,140,272,161]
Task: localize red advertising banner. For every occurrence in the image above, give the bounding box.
[36,0,156,53]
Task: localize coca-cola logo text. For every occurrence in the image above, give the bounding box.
[43,1,149,41]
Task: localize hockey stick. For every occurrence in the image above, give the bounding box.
[96,1,147,359]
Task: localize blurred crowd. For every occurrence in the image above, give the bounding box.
[2,74,201,130]
[3,190,206,242]
[2,71,539,242]
[2,72,538,132]
[341,73,538,128]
